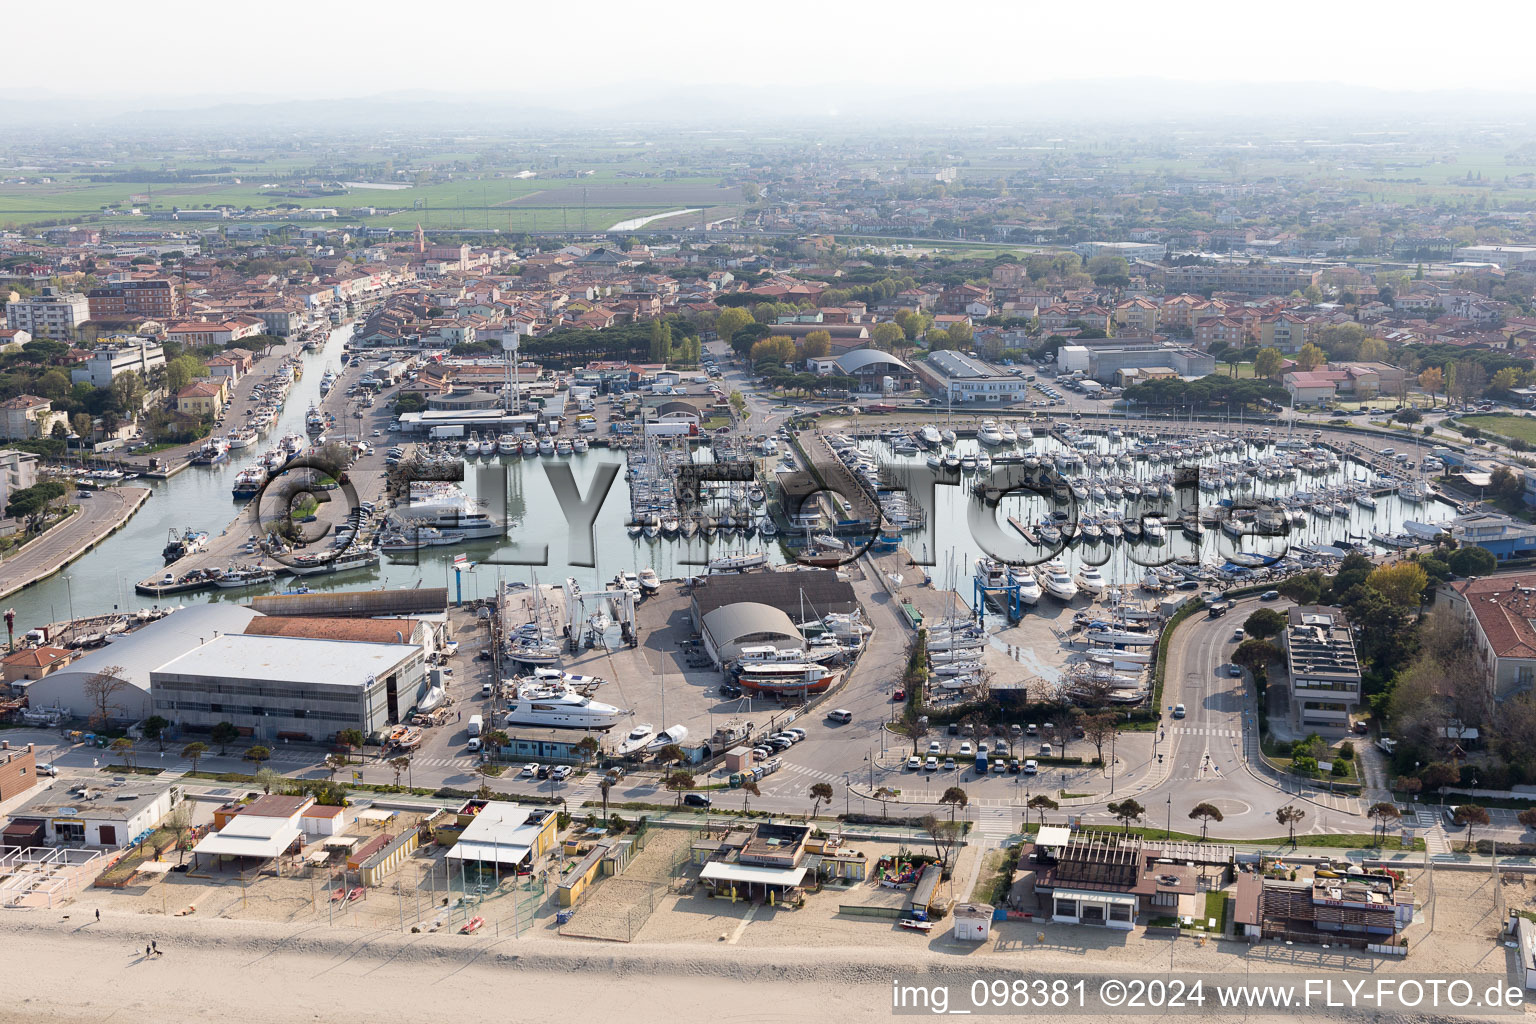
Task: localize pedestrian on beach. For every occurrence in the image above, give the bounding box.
[95,909,100,922]
[151,940,157,953]
[145,944,151,958]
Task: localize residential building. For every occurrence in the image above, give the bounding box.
[206,350,253,382]
[1282,606,1361,730]
[1,645,71,685]
[5,287,89,342]
[1283,370,1341,406]
[0,327,32,351]
[1444,572,1536,699]
[0,395,57,440]
[1451,245,1536,270]
[69,339,165,388]
[1077,241,1165,262]
[913,349,1031,404]
[149,633,428,743]
[1152,262,1321,296]
[1114,297,1159,335]
[163,318,263,348]
[0,743,39,802]
[0,448,40,514]
[175,378,229,416]
[86,279,181,321]
[1259,312,1314,352]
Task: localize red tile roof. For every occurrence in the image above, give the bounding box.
[1451,574,1536,660]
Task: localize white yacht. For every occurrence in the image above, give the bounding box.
[977,420,1005,447]
[975,557,1009,589]
[503,679,627,729]
[1009,565,1043,604]
[1040,561,1079,602]
[1075,565,1108,596]
[919,425,943,448]
[999,423,1019,444]
[538,436,555,456]
[392,482,502,541]
[941,429,957,445]
[638,567,661,594]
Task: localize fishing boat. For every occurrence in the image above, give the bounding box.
[538,436,555,456]
[162,527,209,563]
[572,436,589,453]
[230,463,267,498]
[227,427,257,449]
[286,548,380,577]
[192,437,230,465]
[735,659,837,695]
[214,566,276,589]
[305,406,325,436]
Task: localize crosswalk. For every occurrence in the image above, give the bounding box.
[1169,727,1240,738]
[975,805,1016,843]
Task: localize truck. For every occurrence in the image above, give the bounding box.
[430,424,465,440]
[467,714,483,738]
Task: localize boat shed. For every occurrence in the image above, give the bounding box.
[20,605,259,723]
[700,603,803,666]
[689,569,858,627]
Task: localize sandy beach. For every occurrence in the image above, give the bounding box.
[1,864,1526,1024]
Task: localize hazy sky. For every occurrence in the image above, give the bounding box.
[24,0,1536,102]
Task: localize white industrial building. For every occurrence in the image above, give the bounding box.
[915,350,1031,404]
[150,633,427,743]
[69,339,166,388]
[19,605,259,724]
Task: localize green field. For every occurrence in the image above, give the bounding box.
[1458,413,1536,444]
[0,163,740,232]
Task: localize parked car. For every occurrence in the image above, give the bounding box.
[906,755,922,770]
[785,727,807,741]
[1023,759,1039,775]
[958,742,974,756]
[943,757,956,771]
[35,762,57,777]
[536,764,551,779]
[683,793,712,808]
[927,740,942,755]
[521,763,539,777]
[925,756,939,771]
[1228,664,1243,678]
[1172,704,1186,718]
[551,765,573,781]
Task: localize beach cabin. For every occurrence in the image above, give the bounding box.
[953,903,994,942]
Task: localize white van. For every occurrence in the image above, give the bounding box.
[467,714,483,738]
[466,737,481,753]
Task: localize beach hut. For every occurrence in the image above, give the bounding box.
[953,903,994,942]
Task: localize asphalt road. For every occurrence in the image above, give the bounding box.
[0,485,151,602]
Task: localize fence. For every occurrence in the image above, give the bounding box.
[555,827,691,942]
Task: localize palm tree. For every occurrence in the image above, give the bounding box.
[1028,794,1059,826]
[939,785,969,822]
[1276,805,1305,849]
[599,775,615,819]
[180,741,208,776]
[665,770,696,808]
[475,762,498,800]
[336,728,364,762]
[388,756,411,789]
[1453,804,1490,853]
[1107,798,1145,834]
[323,753,348,782]
[1367,802,1401,845]
[808,782,834,820]
[873,786,898,818]
[741,780,760,815]
[1188,801,1224,841]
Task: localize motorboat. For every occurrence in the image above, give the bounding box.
[999,423,1019,444]
[735,660,837,695]
[392,482,502,542]
[498,433,521,455]
[977,420,1005,447]
[919,425,942,448]
[1040,561,1079,602]
[941,429,957,445]
[538,436,555,456]
[572,437,589,454]
[192,437,230,465]
[1354,493,1378,511]
[231,463,267,498]
[661,516,680,537]
[975,557,1008,588]
[638,567,662,593]
[503,679,627,729]
[464,433,482,457]
[1075,566,1108,596]
[1009,565,1042,604]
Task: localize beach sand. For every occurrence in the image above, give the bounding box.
[0,861,1525,1023]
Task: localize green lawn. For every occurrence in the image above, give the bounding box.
[1459,414,1536,445]
[1203,891,1230,933]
